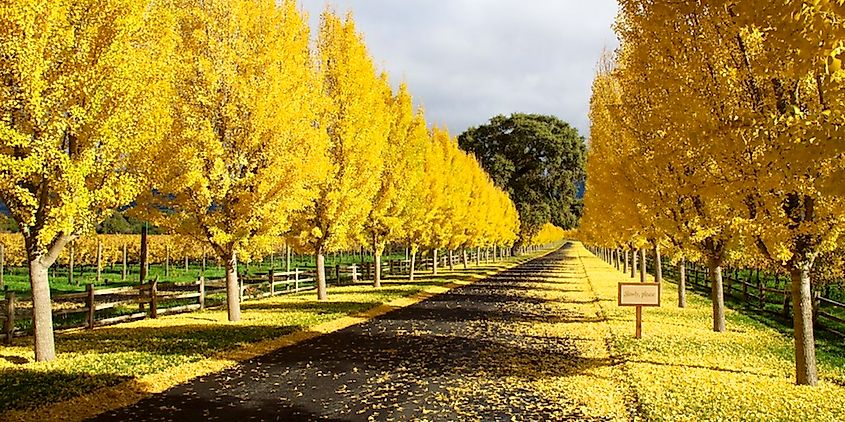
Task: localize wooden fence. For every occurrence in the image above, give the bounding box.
[0,268,317,344]
[589,246,845,336]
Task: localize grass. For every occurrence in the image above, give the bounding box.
[0,252,534,418]
[580,243,845,421]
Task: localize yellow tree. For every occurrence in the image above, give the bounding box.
[421,127,456,273]
[721,1,845,386]
[402,120,437,281]
[139,0,327,322]
[295,10,390,300]
[0,0,173,361]
[365,83,427,287]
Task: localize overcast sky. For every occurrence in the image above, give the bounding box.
[301,1,620,138]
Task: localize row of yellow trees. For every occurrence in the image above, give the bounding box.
[0,0,520,361]
[580,1,845,386]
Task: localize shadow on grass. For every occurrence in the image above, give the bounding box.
[0,368,132,413]
[629,358,779,378]
[56,323,302,357]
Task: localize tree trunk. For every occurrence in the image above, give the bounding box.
[316,246,328,300]
[678,260,686,308]
[654,245,662,284]
[29,258,56,361]
[225,249,241,322]
[286,242,291,272]
[432,249,438,275]
[789,264,818,386]
[630,248,636,279]
[373,240,384,289]
[623,249,628,274]
[708,258,726,332]
[462,249,468,269]
[448,250,454,271]
[639,248,646,283]
[409,246,418,282]
[23,233,69,362]
[476,246,480,266]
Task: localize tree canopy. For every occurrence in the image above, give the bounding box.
[458,114,585,244]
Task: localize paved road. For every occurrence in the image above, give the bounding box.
[92,244,603,421]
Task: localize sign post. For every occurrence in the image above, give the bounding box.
[618,282,661,338]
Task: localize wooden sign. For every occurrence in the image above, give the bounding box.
[618,282,661,339]
[618,282,661,307]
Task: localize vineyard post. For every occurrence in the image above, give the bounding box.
[0,243,4,287]
[69,241,75,286]
[139,225,149,284]
[86,284,95,329]
[122,243,128,281]
[96,239,102,285]
[3,288,14,345]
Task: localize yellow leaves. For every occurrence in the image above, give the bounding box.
[140,0,327,261]
[0,0,171,252]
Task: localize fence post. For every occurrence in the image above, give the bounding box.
[4,288,14,345]
[295,268,300,291]
[86,284,95,329]
[269,270,275,296]
[199,276,205,310]
[150,277,158,319]
[351,264,358,282]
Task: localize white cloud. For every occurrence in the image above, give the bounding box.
[301,0,619,138]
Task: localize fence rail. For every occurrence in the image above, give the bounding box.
[589,245,845,337]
